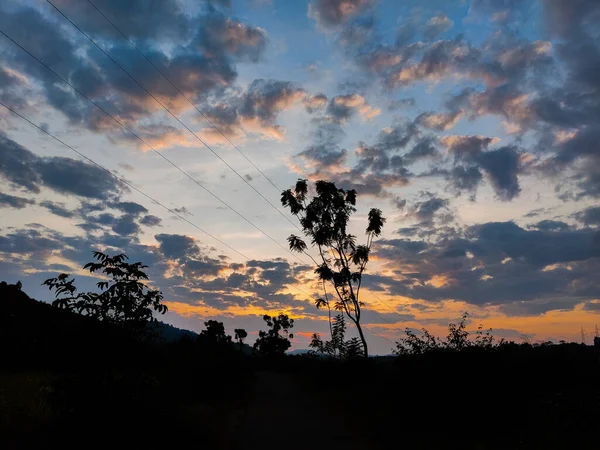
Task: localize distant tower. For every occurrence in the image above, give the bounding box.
[581,327,586,344]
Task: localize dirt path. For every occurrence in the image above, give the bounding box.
[229,371,373,450]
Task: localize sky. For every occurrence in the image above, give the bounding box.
[1,0,600,354]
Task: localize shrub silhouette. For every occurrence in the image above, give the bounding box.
[281,179,385,357]
[43,251,167,337]
[394,313,497,355]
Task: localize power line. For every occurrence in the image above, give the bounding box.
[0,100,315,302]
[46,0,299,231]
[85,0,283,194]
[363,326,396,344]
[0,27,305,266]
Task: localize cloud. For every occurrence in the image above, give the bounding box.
[527,220,572,232]
[326,94,380,123]
[308,0,374,29]
[139,215,162,227]
[201,79,306,142]
[371,221,600,313]
[422,15,454,41]
[439,136,522,200]
[0,192,34,209]
[573,206,600,227]
[110,201,148,216]
[303,93,328,113]
[39,200,76,218]
[413,196,450,224]
[0,133,125,200]
[478,146,522,200]
[0,3,267,138]
[417,110,463,131]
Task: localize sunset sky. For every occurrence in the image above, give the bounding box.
[1,0,600,354]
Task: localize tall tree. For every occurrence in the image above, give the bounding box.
[281,180,385,357]
[43,251,167,336]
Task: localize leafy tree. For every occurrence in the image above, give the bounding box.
[253,314,294,357]
[234,328,248,349]
[281,179,385,357]
[198,320,232,346]
[43,251,167,335]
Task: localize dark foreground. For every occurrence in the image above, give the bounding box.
[2,283,599,449]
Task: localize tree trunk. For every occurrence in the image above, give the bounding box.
[355,321,369,358]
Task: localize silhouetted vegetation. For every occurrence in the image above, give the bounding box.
[281,179,385,357]
[253,313,294,358]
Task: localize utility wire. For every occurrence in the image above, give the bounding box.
[85,0,283,194]
[0,101,315,301]
[46,0,299,231]
[363,326,396,344]
[0,28,305,266]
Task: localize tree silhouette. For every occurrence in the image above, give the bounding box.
[234,328,248,350]
[43,251,167,335]
[281,179,385,357]
[253,314,294,357]
[198,320,232,345]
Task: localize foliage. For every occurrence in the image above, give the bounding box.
[308,314,362,360]
[281,179,386,357]
[394,313,497,355]
[253,314,294,357]
[234,328,248,349]
[43,252,167,336]
[198,320,232,346]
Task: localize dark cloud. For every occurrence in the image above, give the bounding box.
[0,133,125,200]
[0,133,42,193]
[299,145,348,168]
[573,206,600,227]
[139,215,162,227]
[111,215,140,236]
[50,0,195,43]
[527,220,572,232]
[478,146,522,200]
[446,166,484,198]
[371,221,600,312]
[0,192,34,209]
[308,0,374,29]
[540,0,600,39]
[110,201,148,216]
[413,196,449,223]
[155,234,202,260]
[440,137,522,200]
[39,200,76,219]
